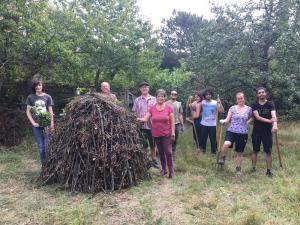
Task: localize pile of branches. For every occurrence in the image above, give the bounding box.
[0,108,28,147]
[37,93,151,192]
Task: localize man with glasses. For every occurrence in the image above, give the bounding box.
[166,90,184,158]
[251,87,278,177]
[200,88,224,154]
[132,81,159,169]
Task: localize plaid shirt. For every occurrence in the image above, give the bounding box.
[132,95,156,129]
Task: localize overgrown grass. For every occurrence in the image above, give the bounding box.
[0,122,299,225]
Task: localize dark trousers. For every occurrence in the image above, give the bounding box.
[154,136,173,175]
[201,125,217,153]
[172,123,180,153]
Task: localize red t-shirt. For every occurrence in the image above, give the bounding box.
[149,104,173,137]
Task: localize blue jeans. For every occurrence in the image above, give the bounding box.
[32,127,49,163]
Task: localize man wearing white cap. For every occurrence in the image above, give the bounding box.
[166,90,184,157]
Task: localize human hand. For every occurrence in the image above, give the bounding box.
[171,134,176,141]
[271,125,278,133]
[181,124,184,132]
[32,121,39,127]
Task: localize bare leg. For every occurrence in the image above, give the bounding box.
[251,152,258,168]
[220,141,232,157]
[235,152,243,168]
[151,147,157,161]
[218,141,231,164]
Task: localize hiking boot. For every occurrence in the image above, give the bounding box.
[235,166,241,172]
[266,170,273,178]
[152,160,160,169]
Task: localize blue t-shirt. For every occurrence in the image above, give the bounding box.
[200,100,218,126]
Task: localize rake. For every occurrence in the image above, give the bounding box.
[212,122,225,170]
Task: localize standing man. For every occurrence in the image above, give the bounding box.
[166,90,184,158]
[251,87,278,177]
[132,81,159,169]
[100,81,117,102]
[200,88,224,154]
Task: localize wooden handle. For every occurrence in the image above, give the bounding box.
[217,124,223,152]
[275,133,283,167]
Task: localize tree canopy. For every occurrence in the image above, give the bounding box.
[0,0,299,119]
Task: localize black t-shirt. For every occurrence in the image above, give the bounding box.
[251,101,275,133]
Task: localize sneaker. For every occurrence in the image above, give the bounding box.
[168,173,174,179]
[266,170,273,178]
[251,167,256,174]
[217,156,226,165]
[152,160,160,169]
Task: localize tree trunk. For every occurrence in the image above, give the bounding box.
[95,68,101,91]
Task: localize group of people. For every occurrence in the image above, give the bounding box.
[187,87,277,177]
[26,77,278,178]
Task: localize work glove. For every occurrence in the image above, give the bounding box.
[219,119,227,124]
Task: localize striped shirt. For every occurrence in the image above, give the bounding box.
[132,95,156,129]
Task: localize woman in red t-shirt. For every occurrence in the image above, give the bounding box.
[137,89,176,178]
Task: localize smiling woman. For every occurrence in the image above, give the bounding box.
[26,77,54,165]
[137,89,176,178]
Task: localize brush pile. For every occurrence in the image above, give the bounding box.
[37,93,151,192]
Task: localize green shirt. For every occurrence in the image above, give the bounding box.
[166,100,183,124]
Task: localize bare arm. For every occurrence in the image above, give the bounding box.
[246,117,253,124]
[48,106,54,130]
[26,105,39,127]
[252,110,273,124]
[271,110,278,132]
[179,113,184,125]
[137,112,151,123]
[217,101,224,113]
[223,110,232,123]
[170,112,175,137]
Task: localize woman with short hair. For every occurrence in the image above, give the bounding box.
[26,78,54,164]
[137,89,175,178]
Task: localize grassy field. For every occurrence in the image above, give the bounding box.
[0,122,299,225]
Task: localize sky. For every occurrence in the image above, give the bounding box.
[136,0,248,29]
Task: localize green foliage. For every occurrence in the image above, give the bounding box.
[161,0,300,119]
[31,106,51,127]
[0,0,162,90]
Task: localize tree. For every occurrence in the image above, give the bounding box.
[184,0,300,116]
[160,10,207,70]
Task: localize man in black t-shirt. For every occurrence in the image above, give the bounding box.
[251,87,278,177]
